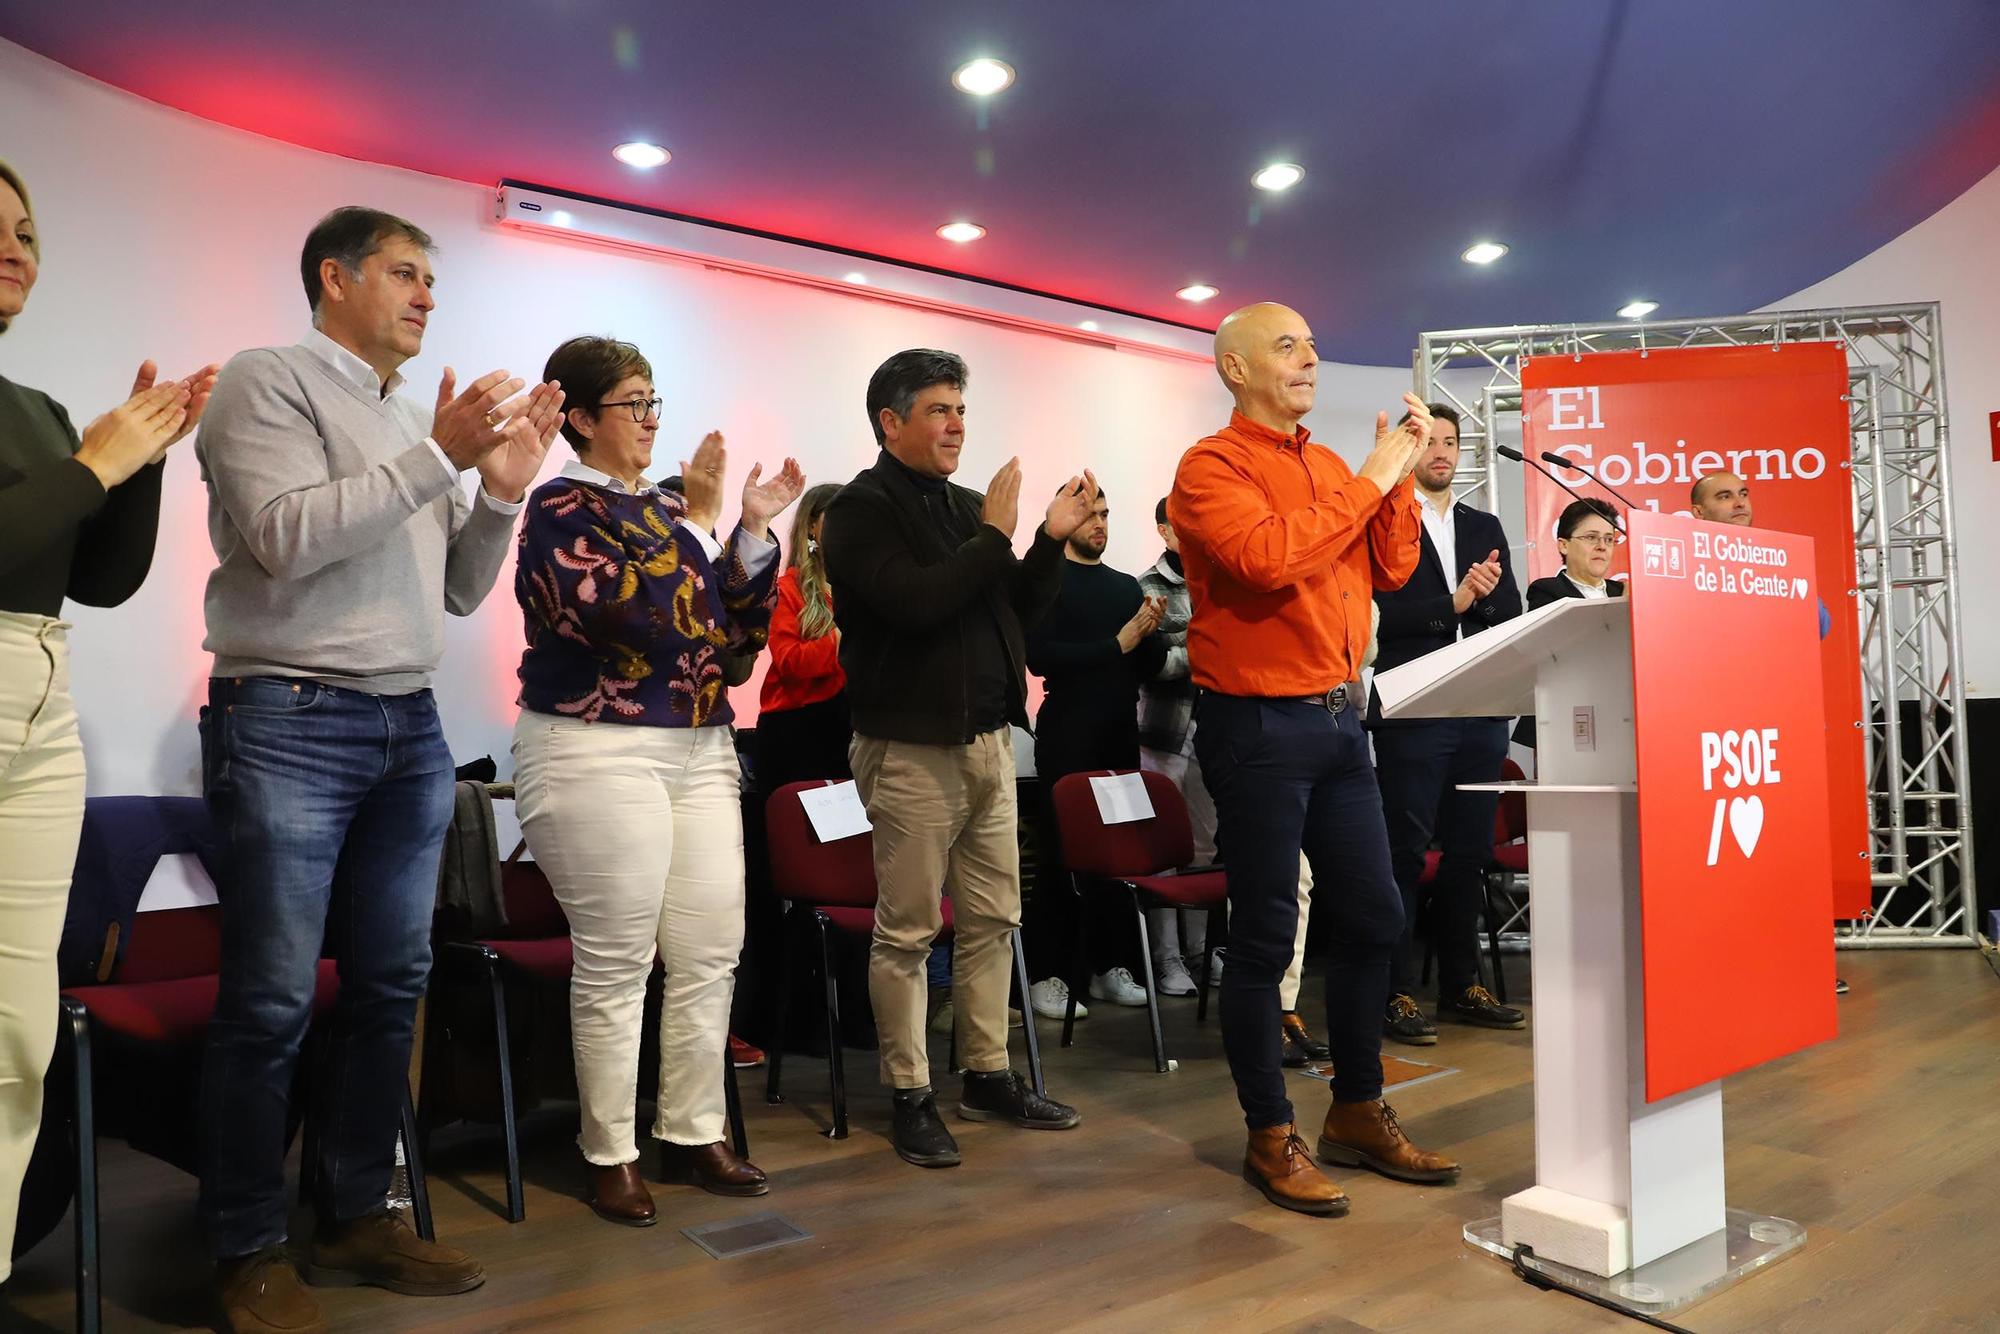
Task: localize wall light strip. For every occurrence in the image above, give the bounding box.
[492,184,1212,363]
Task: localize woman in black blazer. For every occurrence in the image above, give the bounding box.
[1516,499,1625,746]
[1524,499,1627,608]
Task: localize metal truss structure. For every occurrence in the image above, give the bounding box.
[1414,305,1975,947]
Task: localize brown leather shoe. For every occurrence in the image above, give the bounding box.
[1317,1099,1460,1184]
[216,1248,327,1334]
[303,1210,485,1296]
[1243,1123,1349,1216]
[660,1140,770,1197]
[588,1160,658,1227]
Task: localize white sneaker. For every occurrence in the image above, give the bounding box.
[1152,954,1197,997]
[1030,977,1087,1020]
[1089,967,1149,1007]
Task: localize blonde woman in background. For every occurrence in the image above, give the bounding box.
[755,482,849,791]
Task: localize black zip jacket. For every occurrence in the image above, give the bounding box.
[821,451,1065,745]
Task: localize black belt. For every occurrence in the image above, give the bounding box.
[1293,683,1357,715]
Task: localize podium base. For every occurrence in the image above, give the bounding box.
[1462,1208,1806,1316]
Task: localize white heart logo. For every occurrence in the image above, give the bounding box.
[1792,577,1808,600]
[1729,795,1765,858]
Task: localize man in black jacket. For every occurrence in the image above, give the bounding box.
[821,348,1096,1168]
[1366,405,1525,1045]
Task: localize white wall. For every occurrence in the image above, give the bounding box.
[0,40,1414,817]
[1768,162,2000,698]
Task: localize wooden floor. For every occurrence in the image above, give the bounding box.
[6,950,1997,1333]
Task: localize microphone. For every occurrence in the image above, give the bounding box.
[1494,445,1625,531]
[1538,449,1644,518]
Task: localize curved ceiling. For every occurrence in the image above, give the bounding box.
[6,0,2000,364]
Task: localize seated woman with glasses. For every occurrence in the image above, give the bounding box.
[510,335,804,1227]
[1525,497,1626,608]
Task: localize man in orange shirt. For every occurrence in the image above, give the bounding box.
[1169,302,1461,1216]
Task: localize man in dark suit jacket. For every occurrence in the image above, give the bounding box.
[1365,405,1525,1045]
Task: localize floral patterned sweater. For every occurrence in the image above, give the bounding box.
[515,467,779,728]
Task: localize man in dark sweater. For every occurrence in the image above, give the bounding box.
[820,348,1098,1168]
[1024,487,1166,1015]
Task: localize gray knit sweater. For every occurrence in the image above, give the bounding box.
[195,333,519,693]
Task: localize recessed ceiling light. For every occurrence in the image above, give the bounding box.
[1252,162,1305,192]
[936,221,987,243]
[1078,320,1100,332]
[843,272,869,284]
[952,58,1015,96]
[611,141,671,169]
[1618,300,1659,319]
[1177,283,1220,303]
[1461,241,1509,265]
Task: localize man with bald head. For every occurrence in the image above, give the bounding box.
[1169,303,1460,1217]
[1690,470,1752,524]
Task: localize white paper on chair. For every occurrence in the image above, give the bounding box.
[798,780,873,842]
[1089,772,1154,825]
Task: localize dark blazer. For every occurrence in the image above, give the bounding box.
[821,452,1065,746]
[1524,570,1626,609]
[1368,501,1521,725]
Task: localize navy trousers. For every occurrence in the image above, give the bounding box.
[1194,693,1403,1129]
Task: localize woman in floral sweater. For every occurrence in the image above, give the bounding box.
[511,335,803,1227]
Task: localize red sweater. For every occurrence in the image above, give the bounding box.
[759,567,846,714]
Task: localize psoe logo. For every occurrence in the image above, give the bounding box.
[1639,535,1688,580]
[1701,727,1781,865]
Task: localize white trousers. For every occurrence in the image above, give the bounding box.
[1141,742,1314,1010]
[0,613,84,1278]
[513,712,746,1163]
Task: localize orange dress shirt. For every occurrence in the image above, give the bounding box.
[1168,409,1421,696]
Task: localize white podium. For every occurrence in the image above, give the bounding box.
[1373,597,1805,1316]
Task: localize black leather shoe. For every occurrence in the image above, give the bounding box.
[890,1089,961,1168]
[1436,985,1526,1030]
[1281,1012,1331,1068]
[957,1069,1081,1130]
[1384,993,1438,1046]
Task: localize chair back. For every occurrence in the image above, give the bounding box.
[1049,770,1192,880]
[765,781,878,909]
[1494,757,1528,844]
[61,796,226,987]
[110,906,225,984]
[493,859,571,939]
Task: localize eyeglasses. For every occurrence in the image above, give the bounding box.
[597,396,662,423]
[1564,530,1623,548]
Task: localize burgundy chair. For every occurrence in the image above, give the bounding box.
[51,794,388,1334]
[427,846,748,1222]
[1047,770,1228,1073]
[1482,757,1531,1001]
[762,780,1043,1139]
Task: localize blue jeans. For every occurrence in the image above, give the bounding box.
[1372,718,1509,997]
[197,677,454,1259]
[1195,694,1403,1128]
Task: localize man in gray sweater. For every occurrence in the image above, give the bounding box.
[195,206,562,1334]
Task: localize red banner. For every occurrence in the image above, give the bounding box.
[1520,345,1869,917]
[1625,511,1838,1099]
